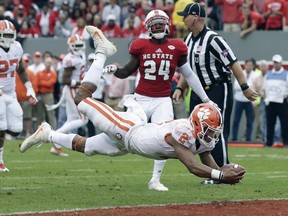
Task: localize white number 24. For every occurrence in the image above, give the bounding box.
[143,60,170,80]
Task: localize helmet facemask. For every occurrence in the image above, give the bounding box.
[0,27,16,49]
[145,10,170,39]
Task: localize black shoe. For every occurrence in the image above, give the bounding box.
[201,179,221,185]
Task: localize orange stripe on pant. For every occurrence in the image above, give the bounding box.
[83,98,135,132]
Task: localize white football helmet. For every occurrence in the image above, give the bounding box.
[0,20,16,49]
[144,10,170,39]
[189,103,223,148]
[67,34,86,56]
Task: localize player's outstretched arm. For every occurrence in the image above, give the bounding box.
[166,135,244,184]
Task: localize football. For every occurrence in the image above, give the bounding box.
[220,163,246,174]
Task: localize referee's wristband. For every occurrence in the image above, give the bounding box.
[240,83,249,91]
[175,87,183,94]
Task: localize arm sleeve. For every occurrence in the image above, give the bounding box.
[178,62,209,102]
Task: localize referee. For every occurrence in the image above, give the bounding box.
[173,3,259,184]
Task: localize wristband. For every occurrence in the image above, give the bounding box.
[240,83,249,91]
[175,87,183,93]
[211,169,224,180]
[24,81,32,89]
[71,79,77,87]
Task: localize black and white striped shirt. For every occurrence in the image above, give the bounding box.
[184,26,237,87]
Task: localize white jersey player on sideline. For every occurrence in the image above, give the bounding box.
[19,26,245,185]
[0,20,37,172]
[49,34,88,156]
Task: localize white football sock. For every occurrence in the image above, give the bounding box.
[48,131,76,150]
[82,53,107,85]
[150,160,167,182]
[0,147,3,164]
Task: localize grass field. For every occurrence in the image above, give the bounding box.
[0,140,287,215]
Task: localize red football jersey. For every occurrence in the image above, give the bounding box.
[130,38,187,97]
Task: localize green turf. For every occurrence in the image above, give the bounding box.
[0,140,287,214]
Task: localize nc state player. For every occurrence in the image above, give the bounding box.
[0,20,37,172]
[49,34,88,156]
[102,10,215,191]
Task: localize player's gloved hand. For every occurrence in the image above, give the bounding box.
[25,81,38,105]
[219,165,246,185]
[103,64,117,74]
[203,99,221,111]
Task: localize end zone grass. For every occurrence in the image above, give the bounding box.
[0,140,287,215]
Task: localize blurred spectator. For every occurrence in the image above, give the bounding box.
[163,0,175,17]
[36,57,58,129]
[48,0,59,18]
[60,1,71,16]
[89,4,100,17]
[27,3,40,28]
[263,54,288,147]
[28,51,45,75]
[171,71,188,119]
[155,0,164,9]
[263,0,285,30]
[92,14,103,29]
[71,17,90,40]
[36,3,57,37]
[54,10,71,38]
[122,18,140,38]
[215,0,242,32]
[284,1,288,32]
[172,0,190,38]
[18,18,40,38]
[85,12,94,25]
[137,0,153,21]
[123,6,141,29]
[120,0,133,27]
[232,58,261,142]
[0,5,17,31]
[102,0,121,25]
[205,0,222,30]
[101,14,123,38]
[70,8,83,29]
[240,3,265,38]
[13,4,26,27]
[79,1,88,17]
[15,55,38,138]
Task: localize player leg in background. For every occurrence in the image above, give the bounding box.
[0,94,24,172]
[50,87,88,156]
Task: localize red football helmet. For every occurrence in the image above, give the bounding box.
[0,20,16,49]
[67,34,85,56]
[144,10,170,39]
[189,103,223,147]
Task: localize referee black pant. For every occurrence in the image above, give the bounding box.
[189,82,233,167]
[265,101,288,147]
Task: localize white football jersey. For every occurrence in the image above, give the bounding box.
[0,41,23,94]
[62,53,86,82]
[125,119,215,160]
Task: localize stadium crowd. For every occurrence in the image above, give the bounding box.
[0,0,288,41]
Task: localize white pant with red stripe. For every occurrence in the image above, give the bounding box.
[77,97,146,156]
